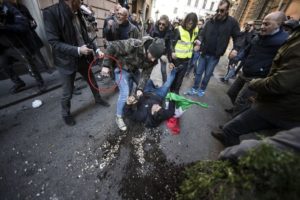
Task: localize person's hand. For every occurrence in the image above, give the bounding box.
[194,40,201,46]
[97,50,104,58]
[194,45,200,51]
[228,50,238,59]
[108,19,114,27]
[169,62,175,69]
[136,90,143,97]
[127,96,137,105]
[171,52,177,60]
[101,67,110,77]
[79,45,93,55]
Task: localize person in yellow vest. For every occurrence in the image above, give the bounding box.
[170,12,200,94]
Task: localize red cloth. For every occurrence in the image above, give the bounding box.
[166,117,180,135]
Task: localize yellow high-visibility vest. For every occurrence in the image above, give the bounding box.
[175,26,199,58]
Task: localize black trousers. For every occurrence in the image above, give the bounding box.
[170,60,189,94]
[222,108,300,146]
[60,59,101,117]
[0,48,43,85]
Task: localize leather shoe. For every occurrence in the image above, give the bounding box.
[10,82,26,94]
[63,115,76,126]
[211,130,227,146]
[95,98,110,107]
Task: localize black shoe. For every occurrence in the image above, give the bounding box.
[211,130,227,146]
[63,115,76,126]
[224,108,234,114]
[220,77,228,83]
[95,98,110,107]
[38,84,47,93]
[10,82,26,94]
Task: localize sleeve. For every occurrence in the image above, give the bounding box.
[2,5,29,33]
[137,67,152,91]
[249,47,300,95]
[171,28,180,53]
[43,9,78,57]
[102,39,137,70]
[231,19,242,51]
[123,103,137,119]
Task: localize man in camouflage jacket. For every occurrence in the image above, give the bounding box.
[101,36,165,131]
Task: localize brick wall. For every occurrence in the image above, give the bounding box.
[234,0,300,27]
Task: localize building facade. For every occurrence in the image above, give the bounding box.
[151,0,220,21]
[231,0,300,26]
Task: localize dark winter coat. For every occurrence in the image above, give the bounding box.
[0,2,30,53]
[103,19,139,41]
[43,0,97,74]
[124,93,175,128]
[150,24,173,61]
[242,29,288,78]
[249,27,300,123]
[199,16,242,57]
[13,3,44,50]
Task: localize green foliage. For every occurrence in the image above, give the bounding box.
[177,145,300,200]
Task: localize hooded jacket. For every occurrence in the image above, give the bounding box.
[102,36,158,90]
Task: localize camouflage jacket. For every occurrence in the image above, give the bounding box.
[103,37,157,90]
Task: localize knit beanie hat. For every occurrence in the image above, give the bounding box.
[147,38,165,59]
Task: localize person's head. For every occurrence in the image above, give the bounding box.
[117,7,129,24]
[182,12,198,31]
[131,13,137,22]
[260,11,286,36]
[282,19,299,34]
[146,38,165,62]
[198,19,205,29]
[64,0,81,11]
[215,0,231,21]
[157,15,170,32]
[244,20,254,32]
[114,3,122,14]
[151,104,164,126]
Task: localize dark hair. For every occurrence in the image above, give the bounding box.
[199,19,205,24]
[182,12,198,30]
[219,0,231,10]
[158,14,170,26]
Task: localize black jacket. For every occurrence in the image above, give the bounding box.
[0,2,38,55]
[242,29,288,78]
[43,0,97,74]
[124,93,175,128]
[150,24,173,61]
[13,3,44,50]
[200,16,242,57]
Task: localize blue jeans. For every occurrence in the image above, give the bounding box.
[186,51,200,75]
[193,54,220,91]
[114,68,134,117]
[144,69,176,98]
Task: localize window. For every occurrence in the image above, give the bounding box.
[174,7,178,14]
[209,2,215,11]
[195,0,199,8]
[187,0,192,6]
[202,0,207,9]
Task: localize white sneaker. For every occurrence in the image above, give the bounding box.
[116,116,127,131]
